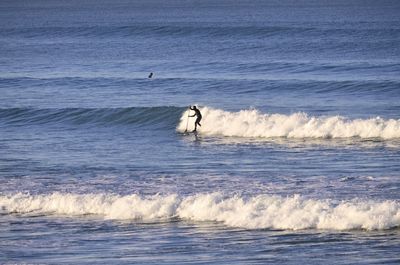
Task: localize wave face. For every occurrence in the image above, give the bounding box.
[1,192,399,231]
[177,107,400,139]
[0,107,183,128]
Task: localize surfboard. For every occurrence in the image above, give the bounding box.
[182,130,198,136]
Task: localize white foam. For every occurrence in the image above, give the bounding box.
[177,107,400,139]
[1,192,399,231]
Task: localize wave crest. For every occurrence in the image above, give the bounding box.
[177,107,400,139]
[1,192,399,231]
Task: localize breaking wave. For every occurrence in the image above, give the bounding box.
[178,107,400,139]
[1,192,399,231]
[2,106,400,139]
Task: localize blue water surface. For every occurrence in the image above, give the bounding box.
[1,0,400,264]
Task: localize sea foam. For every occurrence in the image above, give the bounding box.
[1,192,399,231]
[177,107,400,139]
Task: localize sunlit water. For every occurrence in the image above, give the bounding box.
[1,0,400,264]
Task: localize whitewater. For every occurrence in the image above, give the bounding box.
[2,192,399,231]
[178,107,400,139]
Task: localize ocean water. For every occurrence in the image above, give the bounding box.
[1,0,400,264]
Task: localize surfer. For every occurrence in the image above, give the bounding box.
[148,72,153,78]
[189,105,202,132]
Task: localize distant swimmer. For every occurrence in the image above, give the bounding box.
[189,105,202,132]
[148,72,153,78]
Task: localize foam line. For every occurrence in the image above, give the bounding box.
[177,107,400,139]
[1,193,399,230]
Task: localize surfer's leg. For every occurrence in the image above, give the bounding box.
[196,118,201,126]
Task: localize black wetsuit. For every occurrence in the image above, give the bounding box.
[190,107,202,131]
